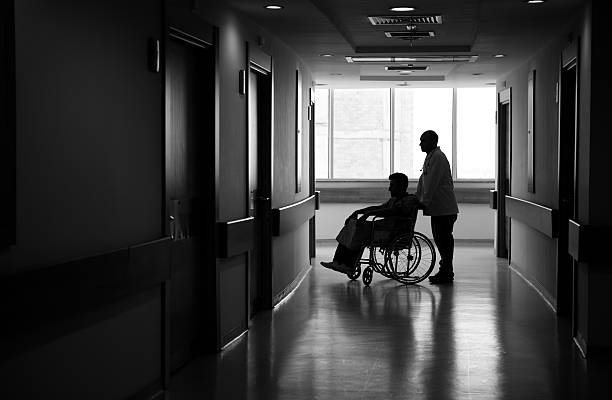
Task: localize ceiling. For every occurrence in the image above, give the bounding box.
[227,0,584,88]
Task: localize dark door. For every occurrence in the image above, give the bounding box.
[496,90,511,259]
[165,32,215,371]
[557,59,578,317]
[248,66,272,317]
[308,90,316,261]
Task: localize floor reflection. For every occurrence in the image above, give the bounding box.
[168,243,610,400]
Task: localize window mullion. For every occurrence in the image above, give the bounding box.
[452,87,458,180]
[329,89,334,179]
[390,88,395,175]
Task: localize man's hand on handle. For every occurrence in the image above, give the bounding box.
[344,212,358,225]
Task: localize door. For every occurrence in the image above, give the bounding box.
[248,65,273,318]
[308,89,316,261]
[165,29,215,371]
[557,54,578,317]
[496,89,511,259]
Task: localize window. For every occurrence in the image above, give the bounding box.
[333,89,390,179]
[456,88,496,179]
[394,88,452,180]
[315,87,496,181]
[314,89,329,180]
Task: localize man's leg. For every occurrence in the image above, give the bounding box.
[429,214,458,282]
[321,221,370,274]
[333,244,361,270]
[320,244,360,274]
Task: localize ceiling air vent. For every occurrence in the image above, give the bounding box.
[368,15,443,25]
[384,31,435,39]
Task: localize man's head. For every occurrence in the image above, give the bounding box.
[388,172,409,197]
[419,130,438,153]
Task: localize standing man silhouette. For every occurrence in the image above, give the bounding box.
[416,130,459,284]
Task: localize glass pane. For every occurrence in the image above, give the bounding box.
[333,89,390,179]
[314,88,329,179]
[456,88,496,179]
[394,88,453,180]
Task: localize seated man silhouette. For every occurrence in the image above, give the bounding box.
[321,172,418,274]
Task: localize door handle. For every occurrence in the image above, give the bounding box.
[169,215,176,240]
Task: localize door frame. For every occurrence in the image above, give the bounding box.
[163,8,219,380]
[0,0,15,248]
[496,88,512,260]
[309,88,316,261]
[557,41,579,318]
[246,43,273,318]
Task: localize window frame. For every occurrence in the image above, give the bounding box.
[315,87,495,185]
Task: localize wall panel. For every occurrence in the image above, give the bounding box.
[190,0,314,344]
[501,29,568,306]
[9,0,163,270]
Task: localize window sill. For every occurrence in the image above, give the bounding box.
[316,180,494,204]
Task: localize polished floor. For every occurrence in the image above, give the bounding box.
[168,243,611,400]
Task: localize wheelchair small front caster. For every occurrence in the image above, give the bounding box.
[347,265,361,281]
[362,267,373,286]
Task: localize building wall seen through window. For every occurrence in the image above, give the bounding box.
[314,87,496,181]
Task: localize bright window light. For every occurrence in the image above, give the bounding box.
[315,87,496,181]
[456,88,496,179]
[394,88,453,178]
[314,89,329,179]
[333,89,391,179]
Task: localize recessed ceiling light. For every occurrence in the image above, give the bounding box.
[398,71,412,75]
[264,5,283,10]
[526,0,545,3]
[320,54,334,57]
[390,7,416,12]
[493,54,506,58]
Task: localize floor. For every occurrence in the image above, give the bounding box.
[168,243,611,400]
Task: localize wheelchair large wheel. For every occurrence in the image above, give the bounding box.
[385,231,436,284]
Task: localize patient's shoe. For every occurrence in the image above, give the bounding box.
[320,261,338,269]
[320,261,352,274]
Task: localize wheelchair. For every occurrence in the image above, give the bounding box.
[346,213,436,286]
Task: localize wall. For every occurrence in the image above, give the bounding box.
[0,0,165,398]
[575,1,612,352]
[317,203,494,241]
[500,27,569,304]
[175,0,314,343]
[1,0,314,397]
[499,1,612,354]
[2,0,163,273]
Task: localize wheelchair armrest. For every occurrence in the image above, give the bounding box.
[375,215,417,235]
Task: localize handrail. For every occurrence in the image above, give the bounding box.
[505,195,557,238]
[216,216,255,258]
[0,237,172,358]
[272,195,316,236]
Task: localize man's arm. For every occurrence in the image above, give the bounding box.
[344,204,383,224]
[420,154,445,210]
[360,206,400,219]
[358,197,415,220]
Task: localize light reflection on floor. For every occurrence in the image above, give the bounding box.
[168,243,610,400]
